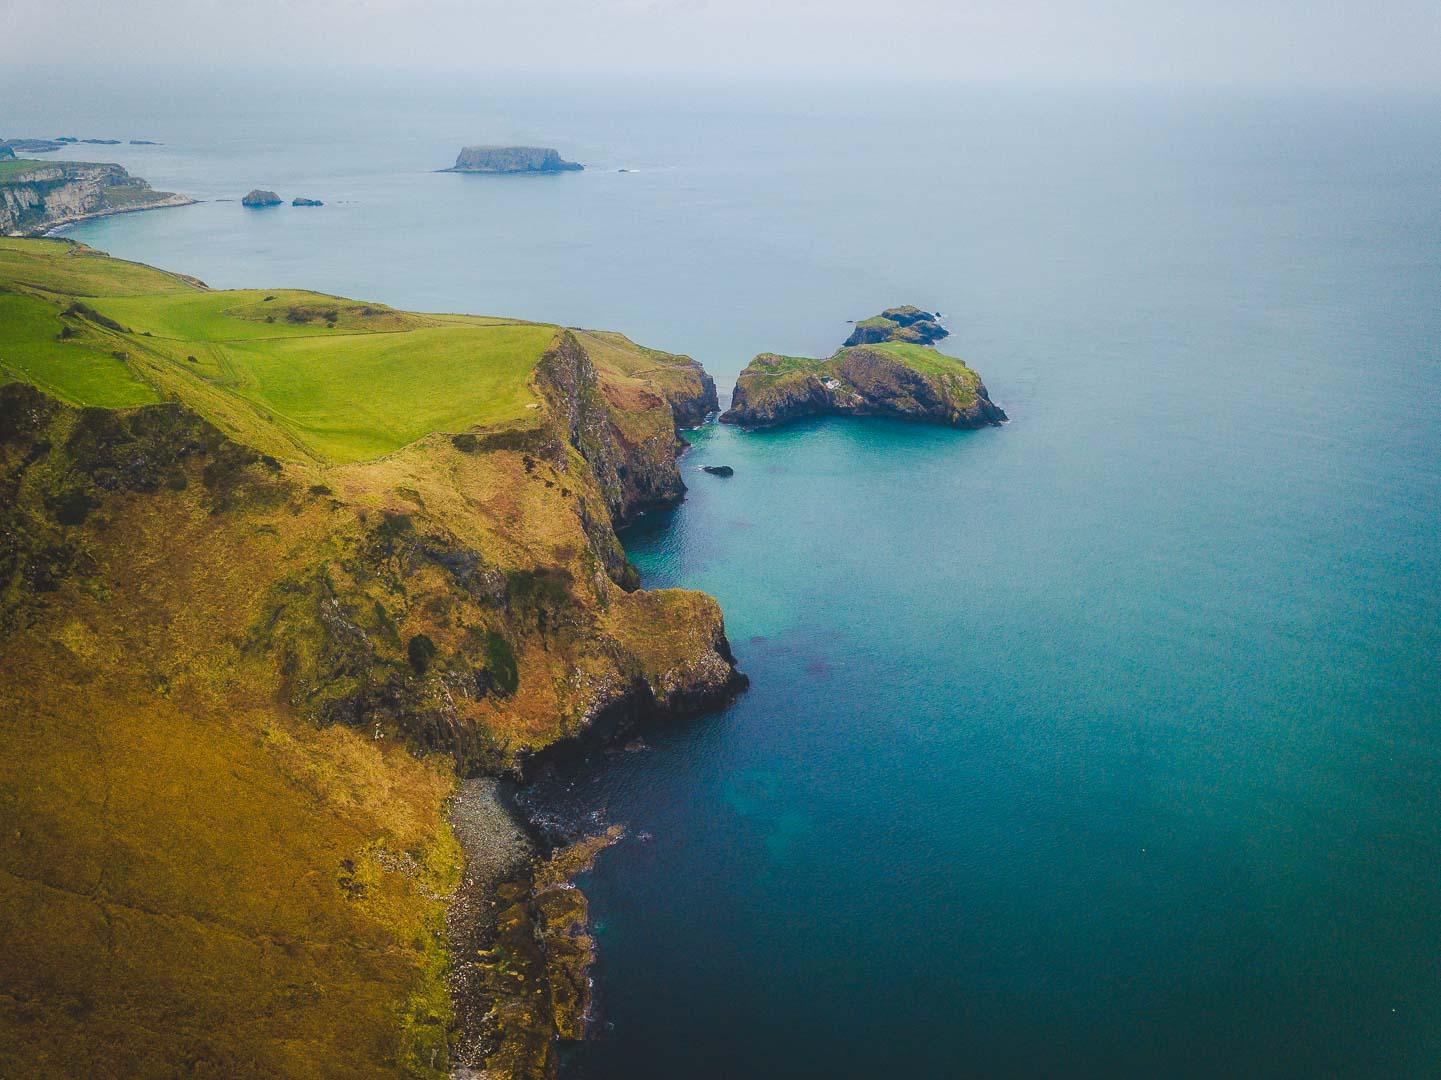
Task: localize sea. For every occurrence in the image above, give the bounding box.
[6,71,1440,1077]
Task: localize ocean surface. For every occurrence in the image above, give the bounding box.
[7,74,1440,1077]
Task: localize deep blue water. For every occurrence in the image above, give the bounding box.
[6,74,1441,1077]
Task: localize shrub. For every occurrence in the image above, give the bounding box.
[484,631,519,695]
[407,634,437,674]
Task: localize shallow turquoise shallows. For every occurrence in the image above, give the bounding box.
[15,75,1441,1077]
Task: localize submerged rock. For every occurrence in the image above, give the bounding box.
[241,189,282,207]
[702,464,734,477]
[444,146,584,174]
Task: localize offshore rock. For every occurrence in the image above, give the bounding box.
[241,189,283,207]
[444,146,584,174]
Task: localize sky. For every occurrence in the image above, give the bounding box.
[8,0,1441,90]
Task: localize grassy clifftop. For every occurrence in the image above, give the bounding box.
[0,240,736,1077]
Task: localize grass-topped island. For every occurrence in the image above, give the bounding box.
[720,308,1007,430]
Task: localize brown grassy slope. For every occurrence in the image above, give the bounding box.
[0,391,460,1078]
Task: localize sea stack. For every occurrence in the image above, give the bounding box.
[443,146,584,174]
[241,189,282,207]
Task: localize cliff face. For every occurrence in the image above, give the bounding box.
[0,161,192,236]
[535,331,687,532]
[722,342,1006,430]
[445,146,583,174]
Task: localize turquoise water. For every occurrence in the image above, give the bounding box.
[10,76,1441,1076]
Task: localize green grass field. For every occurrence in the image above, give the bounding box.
[0,160,46,182]
[0,240,560,462]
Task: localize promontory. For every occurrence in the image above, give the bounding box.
[443,146,584,174]
[720,307,1006,429]
[0,237,735,1078]
[0,159,193,236]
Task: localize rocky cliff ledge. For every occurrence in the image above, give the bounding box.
[444,146,584,174]
[721,309,1005,430]
[0,160,192,236]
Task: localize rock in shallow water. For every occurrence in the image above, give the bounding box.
[703,464,735,477]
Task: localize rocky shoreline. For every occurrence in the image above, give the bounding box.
[444,636,746,1078]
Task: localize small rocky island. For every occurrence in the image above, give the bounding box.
[844,304,949,346]
[291,197,323,206]
[720,307,1006,430]
[241,189,283,207]
[443,145,584,174]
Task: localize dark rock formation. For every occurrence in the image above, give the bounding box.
[665,367,719,428]
[241,189,283,207]
[702,465,734,477]
[291,197,323,206]
[444,146,584,174]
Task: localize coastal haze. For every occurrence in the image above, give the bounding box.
[4,5,1441,1078]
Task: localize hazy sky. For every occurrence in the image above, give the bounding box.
[11,0,1441,89]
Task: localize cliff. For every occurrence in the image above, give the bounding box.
[444,146,584,174]
[0,160,192,236]
[0,240,741,1078]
